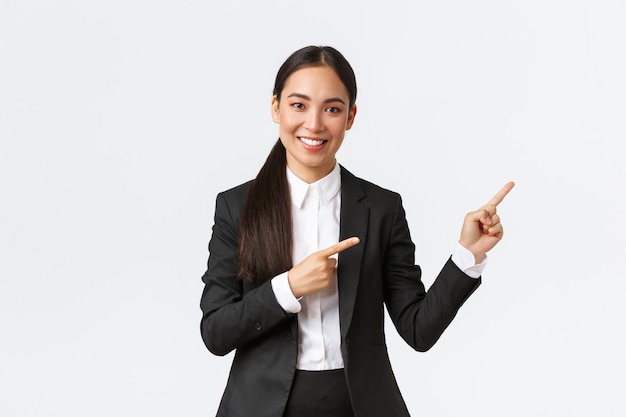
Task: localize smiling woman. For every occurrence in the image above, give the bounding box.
[199,45,514,417]
[271,65,356,183]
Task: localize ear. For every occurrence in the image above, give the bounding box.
[345,104,357,130]
[271,95,280,124]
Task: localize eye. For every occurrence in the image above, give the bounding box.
[325,106,341,113]
[291,102,305,110]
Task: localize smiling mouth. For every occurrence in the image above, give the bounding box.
[298,137,327,146]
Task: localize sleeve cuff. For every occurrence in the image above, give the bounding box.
[271,271,302,313]
[451,243,488,279]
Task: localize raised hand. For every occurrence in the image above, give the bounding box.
[287,237,361,298]
[459,182,515,263]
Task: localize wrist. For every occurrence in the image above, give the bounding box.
[287,270,302,298]
[458,241,485,265]
[471,251,486,264]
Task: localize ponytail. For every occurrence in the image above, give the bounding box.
[237,140,293,283]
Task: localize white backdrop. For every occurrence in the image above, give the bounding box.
[2,1,625,416]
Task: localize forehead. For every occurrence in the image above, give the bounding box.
[281,66,349,100]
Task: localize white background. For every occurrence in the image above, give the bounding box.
[1,1,625,416]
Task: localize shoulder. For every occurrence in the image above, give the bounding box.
[340,165,402,202]
[216,180,254,204]
[210,180,254,224]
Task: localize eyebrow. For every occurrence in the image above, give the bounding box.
[286,92,346,105]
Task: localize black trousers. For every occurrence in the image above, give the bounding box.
[283,369,355,417]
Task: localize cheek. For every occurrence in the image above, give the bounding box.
[279,111,301,129]
[329,117,350,135]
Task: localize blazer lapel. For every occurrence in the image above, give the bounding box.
[338,166,368,338]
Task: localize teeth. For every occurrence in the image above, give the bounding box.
[299,137,325,146]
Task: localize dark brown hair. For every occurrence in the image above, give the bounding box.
[237,45,357,283]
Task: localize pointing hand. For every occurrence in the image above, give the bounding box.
[459,182,515,263]
[287,237,361,298]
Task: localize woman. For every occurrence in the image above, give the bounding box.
[200,45,514,417]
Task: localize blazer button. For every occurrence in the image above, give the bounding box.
[255,322,263,331]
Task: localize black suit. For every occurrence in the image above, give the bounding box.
[200,165,480,417]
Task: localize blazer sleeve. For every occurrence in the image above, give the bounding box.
[382,194,481,352]
[199,190,293,356]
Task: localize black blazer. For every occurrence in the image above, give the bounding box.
[200,165,480,417]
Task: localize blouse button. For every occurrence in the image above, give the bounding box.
[255,322,263,331]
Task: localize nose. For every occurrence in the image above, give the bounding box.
[304,108,323,132]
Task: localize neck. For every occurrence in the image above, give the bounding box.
[287,160,336,184]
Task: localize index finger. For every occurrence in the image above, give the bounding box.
[319,237,361,258]
[486,181,515,207]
